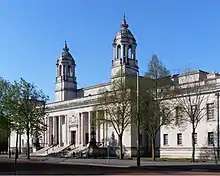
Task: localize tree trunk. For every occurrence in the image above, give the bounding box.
[26,128,30,159]
[19,133,21,154]
[15,130,19,164]
[151,137,156,161]
[8,131,11,158]
[192,124,195,162]
[118,134,123,159]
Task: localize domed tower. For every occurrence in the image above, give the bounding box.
[111,16,139,79]
[55,41,77,101]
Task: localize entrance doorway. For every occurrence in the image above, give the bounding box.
[85,133,89,145]
[70,131,76,145]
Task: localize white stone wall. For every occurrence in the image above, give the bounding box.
[10,131,34,153]
[160,80,220,159]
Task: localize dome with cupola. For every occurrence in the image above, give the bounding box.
[59,41,75,64]
[113,15,136,44]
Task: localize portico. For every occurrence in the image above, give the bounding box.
[46,110,107,148]
[47,115,68,147]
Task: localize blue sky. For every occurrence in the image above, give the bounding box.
[1,0,220,101]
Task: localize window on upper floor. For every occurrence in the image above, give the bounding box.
[117,45,121,59]
[192,133,197,145]
[207,103,214,120]
[208,132,214,145]
[59,65,62,76]
[128,45,132,59]
[163,134,168,145]
[177,133,182,145]
[68,65,71,77]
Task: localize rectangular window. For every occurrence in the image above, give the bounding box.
[192,133,197,145]
[207,103,214,120]
[208,132,214,145]
[163,134,168,145]
[177,133,182,145]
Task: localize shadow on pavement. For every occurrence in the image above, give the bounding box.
[1,161,220,175]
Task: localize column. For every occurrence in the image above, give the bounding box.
[53,116,57,145]
[59,116,62,146]
[49,117,53,145]
[105,111,108,142]
[44,117,47,147]
[96,111,100,142]
[88,112,91,142]
[46,117,49,146]
[65,115,68,146]
[79,113,82,145]
[81,113,85,146]
[125,45,128,60]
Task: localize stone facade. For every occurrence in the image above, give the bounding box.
[10,17,220,160]
[160,70,220,159]
[10,17,143,157]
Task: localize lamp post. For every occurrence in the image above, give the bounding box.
[136,71,140,167]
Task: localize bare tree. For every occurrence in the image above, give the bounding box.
[173,76,209,162]
[140,55,174,161]
[95,75,134,159]
[138,76,175,161]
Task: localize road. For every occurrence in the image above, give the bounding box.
[0,156,220,175]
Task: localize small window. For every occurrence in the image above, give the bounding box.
[192,133,197,145]
[163,134,168,145]
[208,132,214,145]
[117,45,121,59]
[128,45,132,59]
[68,65,71,76]
[59,65,62,76]
[207,103,214,120]
[177,133,182,145]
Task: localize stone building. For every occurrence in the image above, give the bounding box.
[10,17,147,157]
[9,17,220,160]
[160,70,220,159]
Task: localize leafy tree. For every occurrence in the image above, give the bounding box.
[0,78,15,157]
[15,78,49,159]
[141,55,174,161]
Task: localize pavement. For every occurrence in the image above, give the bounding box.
[1,155,220,175]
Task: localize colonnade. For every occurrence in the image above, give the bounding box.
[45,110,109,147]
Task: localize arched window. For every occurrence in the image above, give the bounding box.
[68,65,71,77]
[63,65,66,78]
[59,65,62,76]
[128,45,132,59]
[117,45,121,59]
